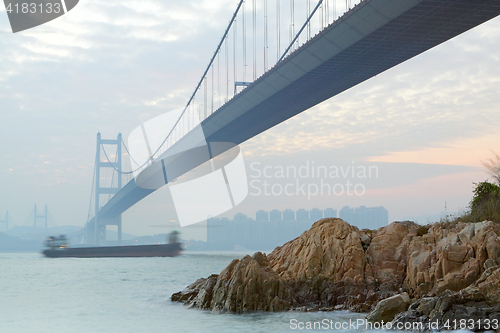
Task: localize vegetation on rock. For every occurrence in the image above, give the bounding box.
[455,152,500,224]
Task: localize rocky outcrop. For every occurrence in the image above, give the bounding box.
[172,218,500,321]
[171,275,218,308]
[209,252,294,313]
[367,221,417,298]
[393,265,500,331]
[172,252,294,313]
[404,221,500,298]
[366,292,411,322]
[267,218,377,312]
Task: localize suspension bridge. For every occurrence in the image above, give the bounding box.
[0,205,58,236]
[0,211,8,232]
[81,0,500,245]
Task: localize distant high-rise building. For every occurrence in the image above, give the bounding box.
[310,208,323,222]
[283,209,295,222]
[296,209,309,222]
[339,206,355,224]
[256,210,269,222]
[234,213,248,221]
[208,208,336,251]
[339,206,388,229]
[324,208,337,218]
[270,209,282,222]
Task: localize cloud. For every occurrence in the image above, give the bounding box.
[242,16,500,159]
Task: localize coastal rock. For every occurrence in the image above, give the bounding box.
[172,218,500,319]
[404,221,500,298]
[174,252,294,313]
[267,218,383,311]
[171,275,218,307]
[173,219,413,312]
[366,292,410,322]
[210,252,293,313]
[367,221,417,297]
[394,263,500,331]
[268,219,366,283]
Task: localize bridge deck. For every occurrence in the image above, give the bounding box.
[96,0,500,220]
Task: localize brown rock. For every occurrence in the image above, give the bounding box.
[171,275,218,306]
[202,253,294,313]
[366,292,411,322]
[367,221,418,296]
[172,219,500,318]
[268,219,366,283]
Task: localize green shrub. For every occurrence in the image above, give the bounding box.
[439,152,500,225]
[470,181,500,210]
[456,181,500,223]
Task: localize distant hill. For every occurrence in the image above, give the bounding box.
[6,225,136,246]
[7,225,82,238]
[0,232,42,252]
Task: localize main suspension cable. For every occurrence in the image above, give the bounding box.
[279,0,322,62]
[253,0,256,80]
[277,0,280,61]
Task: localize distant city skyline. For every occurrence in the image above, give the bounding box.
[206,205,388,250]
[245,207,339,223]
[339,206,389,230]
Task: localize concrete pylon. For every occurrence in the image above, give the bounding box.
[33,204,48,229]
[93,133,123,246]
[0,211,8,232]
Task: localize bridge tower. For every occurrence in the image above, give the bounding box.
[33,204,48,229]
[0,211,8,232]
[93,132,122,246]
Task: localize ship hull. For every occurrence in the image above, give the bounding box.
[42,243,182,258]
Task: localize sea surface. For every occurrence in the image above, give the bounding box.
[0,252,469,333]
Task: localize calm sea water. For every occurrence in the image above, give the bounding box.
[0,252,468,333]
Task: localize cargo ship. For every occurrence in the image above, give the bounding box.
[42,232,182,258]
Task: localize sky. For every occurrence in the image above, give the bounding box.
[0,0,499,241]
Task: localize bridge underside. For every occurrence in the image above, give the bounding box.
[205,0,500,145]
[98,0,500,220]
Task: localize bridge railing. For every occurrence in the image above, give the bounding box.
[148,0,364,163]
